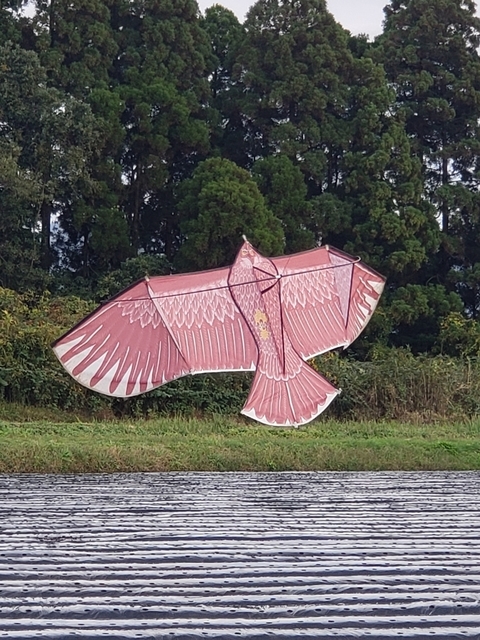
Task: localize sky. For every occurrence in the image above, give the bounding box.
[197,0,389,38]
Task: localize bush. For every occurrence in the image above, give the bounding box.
[1,286,480,421]
[0,287,103,411]
[317,349,480,421]
[112,373,253,418]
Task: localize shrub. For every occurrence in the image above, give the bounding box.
[0,287,103,411]
[2,286,480,421]
[317,349,480,421]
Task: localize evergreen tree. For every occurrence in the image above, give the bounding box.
[388,282,464,352]
[0,0,24,43]
[27,0,213,276]
[238,0,353,182]
[238,0,438,283]
[0,141,45,290]
[201,5,250,167]
[252,154,315,252]
[31,0,130,281]
[440,186,480,317]
[379,0,480,316]
[33,0,118,97]
[322,53,440,284]
[175,157,285,270]
[112,0,211,258]
[0,43,97,273]
[0,7,40,290]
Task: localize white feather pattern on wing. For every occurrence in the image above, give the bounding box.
[52,280,188,398]
[158,284,237,329]
[278,263,348,359]
[120,298,164,329]
[148,273,258,375]
[280,266,338,309]
[345,265,385,344]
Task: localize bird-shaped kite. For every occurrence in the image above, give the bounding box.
[52,240,385,426]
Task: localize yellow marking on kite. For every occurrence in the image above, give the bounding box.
[254,309,270,340]
[254,309,268,324]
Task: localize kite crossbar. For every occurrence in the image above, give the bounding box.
[108,260,362,303]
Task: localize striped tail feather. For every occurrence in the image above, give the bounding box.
[241,360,340,427]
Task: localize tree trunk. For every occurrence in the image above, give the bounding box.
[131,174,141,253]
[441,156,449,233]
[40,199,51,270]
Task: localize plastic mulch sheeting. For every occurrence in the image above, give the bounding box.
[0,471,479,639]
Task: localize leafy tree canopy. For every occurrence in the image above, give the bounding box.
[379,0,480,315]
[175,157,285,270]
[252,154,315,253]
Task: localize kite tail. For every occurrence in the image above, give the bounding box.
[241,358,340,427]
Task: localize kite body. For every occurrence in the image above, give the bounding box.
[228,243,339,425]
[53,241,385,426]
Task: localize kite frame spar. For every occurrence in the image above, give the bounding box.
[52,241,385,426]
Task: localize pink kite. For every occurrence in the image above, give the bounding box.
[53,240,385,426]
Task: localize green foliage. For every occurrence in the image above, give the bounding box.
[95,253,172,300]
[112,373,252,419]
[176,157,285,269]
[318,54,440,283]
[252,154,315,253]
[388,283,463,352]
[379,0,480,314]
[317,349,480,421]
[30,0,212,271]
[438,185,480,317]
[380,0,480,179]
[201,5,249,167]
[239,0,439,289]
[31,0,131,278]
[439,312,480,357]
[33,0,119,98]
[2,0,480,361]
[0,139,46,291]
[113,0,212,256]
[0,287,100,409]
[2,284,480,425]
[239,0,352,179]
[0,42,98,272]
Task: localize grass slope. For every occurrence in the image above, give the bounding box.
[1,406,479,473]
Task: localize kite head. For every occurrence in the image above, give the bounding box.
[238,239,278,279]
[239,238,258,264]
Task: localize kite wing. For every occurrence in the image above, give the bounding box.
[52,269,258,398]
[273,246,385,360]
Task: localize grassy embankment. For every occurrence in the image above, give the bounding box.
[1,404,479,473]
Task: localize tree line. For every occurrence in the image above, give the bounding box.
[2,0,480,359]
